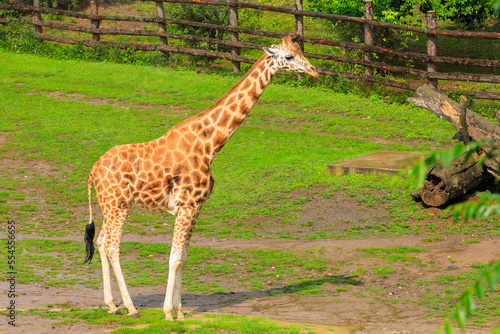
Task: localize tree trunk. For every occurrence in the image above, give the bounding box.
[408,86,500,178]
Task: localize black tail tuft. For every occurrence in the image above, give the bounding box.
[84,221,95,264]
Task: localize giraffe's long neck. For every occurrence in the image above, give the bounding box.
[198,54,277,160]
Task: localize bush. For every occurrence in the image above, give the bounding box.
[164,3,261,56]
[307,0,415,24]
[0,20,170,66]
[17,0,86,10]
[308,0,496,30]
[419,0,494,29]
[0,19,39,52]
[165,3,231,53]
[1,0,21,18]
[306,0,417,73]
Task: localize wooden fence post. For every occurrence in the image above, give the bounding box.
[426,11,438,89]
[229,2,240,73]
[33,0,42,34]
[90,0,100,42]
[294,0,304,52]
[156,0,169,60]
[295,0,304,79]
[363,0,374,76]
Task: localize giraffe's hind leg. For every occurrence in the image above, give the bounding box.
[108,248,139,317]
[101,207,139,317]
[96,220,120,314]
[100,244,122,314]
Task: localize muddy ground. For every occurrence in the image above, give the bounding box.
[1,232,498,334]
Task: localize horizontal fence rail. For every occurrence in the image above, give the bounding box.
[1,0,500,99]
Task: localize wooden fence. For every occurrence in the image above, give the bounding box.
[2,0,500,99]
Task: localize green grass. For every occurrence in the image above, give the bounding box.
[372,266,397,279]
[0,238,99,287]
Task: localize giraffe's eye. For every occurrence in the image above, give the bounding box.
[285,55,294,60]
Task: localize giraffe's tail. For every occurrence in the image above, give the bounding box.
[84,172,95,264]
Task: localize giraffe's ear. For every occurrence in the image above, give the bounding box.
[263,47,276,56]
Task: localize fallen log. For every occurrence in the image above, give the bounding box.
[414,153,493,207]
[408,86,499,207]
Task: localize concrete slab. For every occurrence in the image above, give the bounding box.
[327,151,424,176]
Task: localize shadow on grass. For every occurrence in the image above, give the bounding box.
[131,275,362,313]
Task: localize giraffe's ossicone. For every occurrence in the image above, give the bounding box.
[84,34,318,320]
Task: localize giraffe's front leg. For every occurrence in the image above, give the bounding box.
[172,221,196,320]
[173,263,184,320]
[164,252,182,321]
[172,250,186,320]
[163,207,197,320]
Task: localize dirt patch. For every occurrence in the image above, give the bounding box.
[0,157,60,204]
[28,90,197,119]
[29,89,152,108]
[295,189,390,233]
[46,91,114,106]
[247,120,428,147]
[218,187,392,237]
[0,157,57,176]
[0,133,8,145]
[0,157,73,214]
[4,314,113,334]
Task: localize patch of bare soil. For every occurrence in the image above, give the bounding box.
[0,157,59,202]
[2,315,113,334]
[295,189,390,234]
[0,133,8,146]
[0,156,87,235]
[216,186,392,237]
[0,158,57,177]
[27,90,193,116]
[248,114,433,148]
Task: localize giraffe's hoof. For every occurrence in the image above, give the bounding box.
[108,308,123,315]
[127,312,140,318]
[176,312,185,320]
[165,314,174,321]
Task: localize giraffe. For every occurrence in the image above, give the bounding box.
[84,34,319,320]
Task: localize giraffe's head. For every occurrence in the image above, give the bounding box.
[263,34,319,78]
